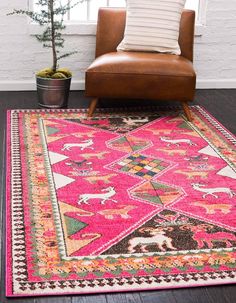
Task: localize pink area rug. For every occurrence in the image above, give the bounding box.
[6,106,236,296]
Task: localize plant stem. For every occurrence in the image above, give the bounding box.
[49,0,57,72]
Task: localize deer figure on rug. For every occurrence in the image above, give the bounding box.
[128,226,176,253]
[160,136,196,146]
[191,183,235,198]
[62,139,94,151]
[78,186,117,205]
[180,224,236,249]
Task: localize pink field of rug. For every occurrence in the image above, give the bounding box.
[6,106,236,296]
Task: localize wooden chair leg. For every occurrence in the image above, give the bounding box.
[181,102,193,122]
[88,98,98,117]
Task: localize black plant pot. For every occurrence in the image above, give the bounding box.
[36,76,71,108]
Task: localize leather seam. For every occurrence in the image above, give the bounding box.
[86,71,196,78]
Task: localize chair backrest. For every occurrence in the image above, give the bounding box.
[95,8,195,62]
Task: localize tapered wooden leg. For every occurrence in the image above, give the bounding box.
[181,102,193,122]
[88,98,98,117]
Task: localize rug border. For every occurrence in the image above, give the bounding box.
[5,106,236,297]
[6,105,236,142]
[6,110,13,296]
[194,105,236,144]
[5,279,236,298]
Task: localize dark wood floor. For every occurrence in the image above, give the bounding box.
[0,90,235,303]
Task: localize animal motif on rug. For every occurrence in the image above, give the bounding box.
[98,205,136,220]
[122,117,149,126]
[85,173,117,184]
[62,139,94,151]
[104,210,236,254]
[78,186,117,205]
[127,226,176,253]
[180,224,236,249]
[174,161,215,179]
[157,148,187,156]
[160,136,197,146]
[192,183,236,198]
[146,128,173,135]
[81,151,110,159]
[72,130,97,138]
[193,201,233,214]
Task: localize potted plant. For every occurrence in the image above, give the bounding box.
[8,0,84,108]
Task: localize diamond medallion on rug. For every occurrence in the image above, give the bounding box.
[6,106,236,297]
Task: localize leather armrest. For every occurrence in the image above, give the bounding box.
[179,10,195,62]
[95,8,126,58]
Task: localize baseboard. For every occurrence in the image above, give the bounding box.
[0,79,236,91]
[196,79,236,89]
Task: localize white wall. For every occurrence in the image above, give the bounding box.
[194,0,236,88]
[0,0,236,90]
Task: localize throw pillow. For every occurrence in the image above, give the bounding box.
[117,0,186,55]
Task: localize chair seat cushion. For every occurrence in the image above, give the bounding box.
[86,52,196,101]
[87,52,195,77]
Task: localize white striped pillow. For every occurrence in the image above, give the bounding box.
[117,0,186,55]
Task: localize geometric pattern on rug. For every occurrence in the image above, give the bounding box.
[129,180,184,205]
[108,153,170,179]
[6,106,236,296]
[107,135,152,153]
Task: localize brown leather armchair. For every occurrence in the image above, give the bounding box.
[85,8,196,121]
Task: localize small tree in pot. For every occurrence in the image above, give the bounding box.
[9,0,84,108]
